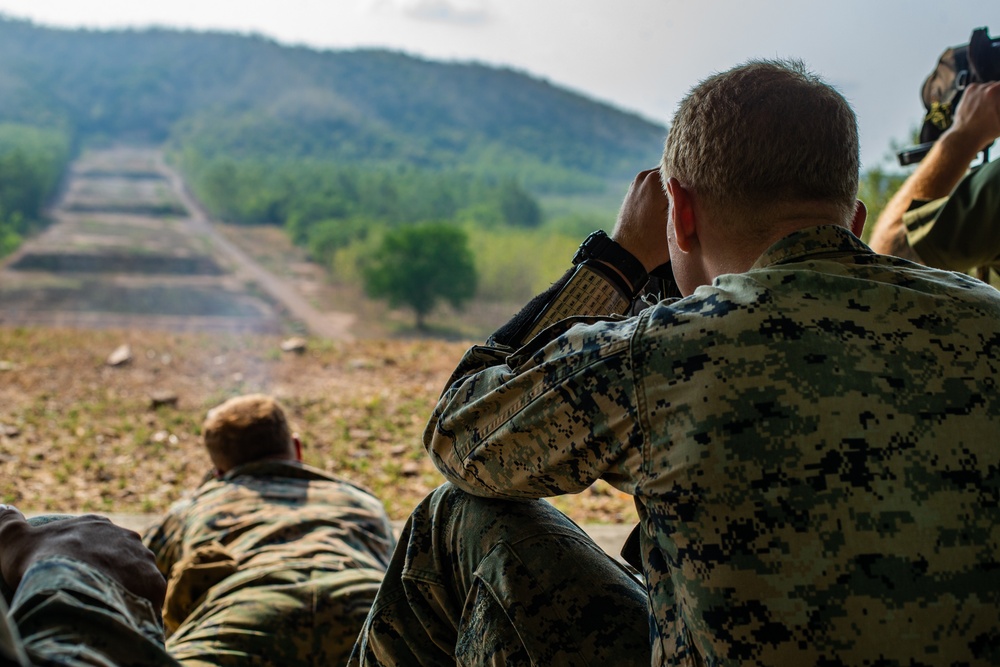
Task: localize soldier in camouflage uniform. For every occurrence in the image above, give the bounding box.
[869,80,1000,274]
[144,394,395,667]
[352,60,1000,666]
[0,505,180,666]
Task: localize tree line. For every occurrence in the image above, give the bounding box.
[0,124,71,256]
[178,148,556,326]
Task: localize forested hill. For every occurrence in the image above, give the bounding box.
[0,17,665,192]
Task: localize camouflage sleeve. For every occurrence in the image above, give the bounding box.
[143,501,191,579]
[6,556,177,666]
[425,314,646,499]
[905,157,1000,271]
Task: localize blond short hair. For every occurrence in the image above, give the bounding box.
[661,59,859,229]
[203,394,293,472]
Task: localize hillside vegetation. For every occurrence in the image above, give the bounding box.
[0,17,911,327]
[0,17,672,323]
[0,17,665,192]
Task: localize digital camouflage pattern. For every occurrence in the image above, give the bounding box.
[0,556,179,666]
[143,460,395,667]
[906,157,1000,273]
[349,483,650,667]
[426,225,1000,665]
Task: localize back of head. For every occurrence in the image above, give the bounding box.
[661,59,859,230]
[203,394,293,473]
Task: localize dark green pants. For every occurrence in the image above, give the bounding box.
[350,484,651,666]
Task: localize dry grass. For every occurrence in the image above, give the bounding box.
[0,326,638,525]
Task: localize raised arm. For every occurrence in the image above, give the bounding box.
[867,81,1000,259]
[425,170,669,498]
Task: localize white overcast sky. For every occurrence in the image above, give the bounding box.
[0,0,995,170]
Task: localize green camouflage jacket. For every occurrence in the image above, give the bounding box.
[143,460,395,666]
[906,157,1000,272]
[0,556,178,666]
[426,225,1000,666]
[144,460,394,583]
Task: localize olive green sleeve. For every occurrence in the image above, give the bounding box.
[5,557,177,666]
[905,158,1000,272]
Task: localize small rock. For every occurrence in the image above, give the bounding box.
[0,361,16,371]
[401,461,421,477]
[149,391,179,409]
[389,444,409,456]
[0,424,20,438]
[280,337,308,354]
[347,358,375,371]
[106,344,132,367]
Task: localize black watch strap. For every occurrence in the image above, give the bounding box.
[572,230,649,295]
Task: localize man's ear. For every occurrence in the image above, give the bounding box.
[850,200,867,238]
[665,178,697,253]
[293,436,303,462]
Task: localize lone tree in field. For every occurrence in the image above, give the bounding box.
[362,223,477,329]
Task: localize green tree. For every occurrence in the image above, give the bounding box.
[857,166,908,243]
[0,123,71,255]
[362,223,477,329]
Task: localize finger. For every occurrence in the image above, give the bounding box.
[0,505,26,522]
[0,506,28,540]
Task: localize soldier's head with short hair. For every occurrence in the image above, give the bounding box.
[661,58,860,232]
[203,394,298,474]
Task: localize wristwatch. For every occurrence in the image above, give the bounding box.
[572,230,648,296]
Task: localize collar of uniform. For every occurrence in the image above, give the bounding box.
[750,224,871,270]
[222,459,338,483]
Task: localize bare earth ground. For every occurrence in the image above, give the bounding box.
[0,327,637,525]
[0,147,638,531]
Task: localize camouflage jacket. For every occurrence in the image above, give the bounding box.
[143,460,395,631]
[426,225,1000,666]
[0,556,178,666]
[906,156,1000,272]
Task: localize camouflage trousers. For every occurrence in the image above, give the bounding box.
[349,483,651,666]
[167,563,383,667]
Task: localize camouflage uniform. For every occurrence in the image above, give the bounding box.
[349,482,651,667]
[388,225,1000,665]
[906,157,1000,272]
[0,556,179,666]
[144,460,395,667]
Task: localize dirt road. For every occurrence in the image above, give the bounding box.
[0,147,356,339]
[157,155,356,339]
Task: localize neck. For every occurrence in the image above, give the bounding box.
[213,451,297,476]
[703,211,849,279]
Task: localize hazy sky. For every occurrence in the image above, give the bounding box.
[0,0,995,170]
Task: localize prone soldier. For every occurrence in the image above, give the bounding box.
[145,394,395,667]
